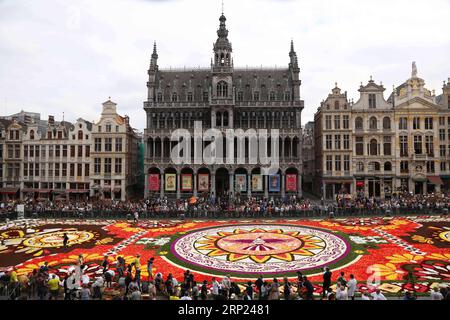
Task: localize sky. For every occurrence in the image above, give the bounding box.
[1,0,450,131]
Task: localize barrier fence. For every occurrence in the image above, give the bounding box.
[0,206,448,222]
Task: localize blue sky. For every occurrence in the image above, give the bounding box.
[0,0,449,130]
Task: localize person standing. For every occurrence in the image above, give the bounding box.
[347,274,357,300]
[371,288,387,300]
[212,277,220,300]
[322,267,332,298]
[255,274,264,300]
[201,280,208,300]
[47,275,60,300]
[430,287,444,300]
[147,257,155,282]
[283,277,291,301]
[101,255,109,274]
[62,233,69,247]
[148,280,157,300]
[336,283,348,300]
[268,278,280,300]
[337,271,347,288]
[302,276,314,300]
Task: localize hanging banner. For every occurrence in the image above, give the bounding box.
[165,173,176,191]
[181,174,193,191]
[269,174,281,192]
[198,174,209,192]
[286,174,297,192]
[235,174,247,192]
[252,174,263,192]
[149,174,160,191]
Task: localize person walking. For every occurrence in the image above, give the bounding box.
[255,274,264,300]
[322,267,332,298]
[347,274,357,300]
[62,233,69,247]
[268,278,279,300]
[283,277,291,301]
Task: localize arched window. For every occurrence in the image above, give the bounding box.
[217,81,228,97]
[78,130,83,140]
[369,162,381,171]
[369,117,377,130]
[383,117,391,130]
[223,111,229,127]
[334,101,340,109]
[29,130,34,140]
[370,139,378,155]
[356,162,364,172]
[216,112,222,127]
[355,117,363,130]
[384,162,392,171]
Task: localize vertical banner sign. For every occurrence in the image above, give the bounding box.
[198,174,209,192]
[252,174,263,192]
[268,174,281,192]
[235,174,247,192]
[181,174,193,191]
[149,174,160,191]
[165,173,176,191]
[286,174,297,192]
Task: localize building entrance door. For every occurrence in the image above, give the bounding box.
[415,182,424,195]
[215,168,229,197]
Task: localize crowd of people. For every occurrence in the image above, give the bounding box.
[1,192,449,220]
[1,255,448,301]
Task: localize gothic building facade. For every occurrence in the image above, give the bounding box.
[143,13,304,199]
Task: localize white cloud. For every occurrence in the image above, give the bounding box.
[0,0,449,129]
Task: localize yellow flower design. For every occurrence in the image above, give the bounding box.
[112,222,143,233]
[411,235,434,244]
[367,263,405,280]
[426,253,450,261]
[386,253,424,264]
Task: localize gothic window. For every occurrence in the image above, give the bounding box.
[187,92,193,102]
[223,111,229,127]
[355,117,363,130]
[157,92,163,102]
[269,92,276,101]
[384,162,392,171]
[172,92,178,102]
[284,91,290,101]
[217,81,228,97]
[253,91,260,101]
[237,91,243,101]
[203,92,209,102]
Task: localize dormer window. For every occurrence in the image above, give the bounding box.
[106,123,112,133]
[57,131,62,139]
[334,101,340,109]
[30,130,35,140]
[368,94,376,108]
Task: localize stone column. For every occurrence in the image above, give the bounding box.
[247,173,252,198]
[160,173,164,198]
[264,174,269,198]
[193,173,198,197]
[177,173,181,199]
[229,173,234,197]
[144,173,149,198]
[281,173,286,198]
[297,173,302,198]
[211,173,216,198]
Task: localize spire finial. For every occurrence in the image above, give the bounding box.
[221,0,224,15]
[412,61,417,78]
[335,82,338,88]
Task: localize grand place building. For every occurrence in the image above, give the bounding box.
[143,13,304,200]
[314,64,450,200]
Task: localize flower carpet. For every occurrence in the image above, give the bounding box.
[1,216,449,295]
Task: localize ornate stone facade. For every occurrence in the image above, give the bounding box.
[143,13,304,199]
[314,64,450,200]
